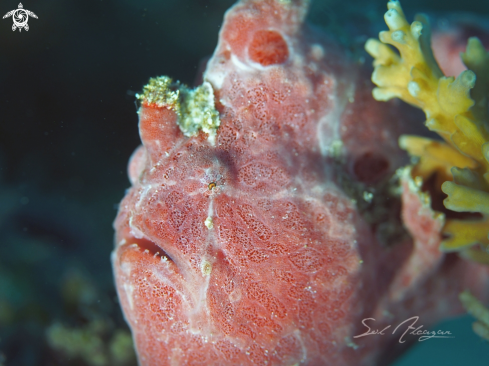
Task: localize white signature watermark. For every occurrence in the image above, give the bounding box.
[353,316,454,343]
[3,3,38,32]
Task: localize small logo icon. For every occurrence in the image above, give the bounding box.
[3,3,37,32]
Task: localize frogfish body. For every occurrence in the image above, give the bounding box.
[112,0,489,365]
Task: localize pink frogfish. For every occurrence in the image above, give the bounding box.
[112,0,489,365]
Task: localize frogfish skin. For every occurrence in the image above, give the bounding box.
[112,0,489,365]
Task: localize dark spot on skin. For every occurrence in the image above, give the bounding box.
[352,151,390,184]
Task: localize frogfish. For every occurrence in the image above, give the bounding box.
[112,0,489,365]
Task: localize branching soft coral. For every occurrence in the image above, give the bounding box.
[365,0,489,264]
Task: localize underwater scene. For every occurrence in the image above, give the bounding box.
[1,0,489,365]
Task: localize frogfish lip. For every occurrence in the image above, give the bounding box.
[126,236,176,265]
[113,232,213,333]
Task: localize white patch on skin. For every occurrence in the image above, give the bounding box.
[310,44,324,61]
[229,288,241,302]
[208,198,214,216]
[120,260,132,276]
[201,260,212,276]
[230,53,256,73]
[123,283,135,311]
[317,73,356,157]
[129,216,145,239]
[205,216,214,229]
[204,50,228,89]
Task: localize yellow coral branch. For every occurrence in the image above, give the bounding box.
[441,218,489,251]
[366,0,489,255]
[442,181,489,215]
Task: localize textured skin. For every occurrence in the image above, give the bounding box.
[112,1,489,365]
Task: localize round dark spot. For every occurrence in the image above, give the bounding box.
[352,152,390,184]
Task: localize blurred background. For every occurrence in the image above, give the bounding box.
[0,0,488,365]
